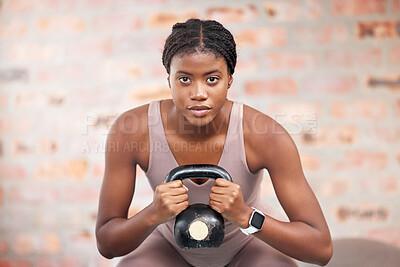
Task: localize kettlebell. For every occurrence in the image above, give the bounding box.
[164,164,232,249]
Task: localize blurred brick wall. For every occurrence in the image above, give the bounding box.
[0,0,399,266]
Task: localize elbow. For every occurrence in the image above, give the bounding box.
[316,240,333,266]
[97,242,115,260]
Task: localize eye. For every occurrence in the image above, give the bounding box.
[178,77,191,84]
[207,77,219,84]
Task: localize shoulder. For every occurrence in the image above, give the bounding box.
[105,103,151,163]
[243,104,298,172]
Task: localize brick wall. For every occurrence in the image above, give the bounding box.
[0,0,399,266]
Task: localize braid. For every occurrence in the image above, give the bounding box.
[162,19,237,74]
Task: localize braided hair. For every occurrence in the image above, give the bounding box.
[162,19,237,75]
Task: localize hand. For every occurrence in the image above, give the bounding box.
[152,180,190,224]
[209,178,253,228]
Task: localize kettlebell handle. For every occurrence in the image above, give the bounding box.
[164,164,232,183]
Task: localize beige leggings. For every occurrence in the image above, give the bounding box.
[117,229,298,267]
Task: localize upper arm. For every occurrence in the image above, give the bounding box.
[96,107,148,232]
[244,106,329,231]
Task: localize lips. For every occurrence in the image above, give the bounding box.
[188,105,211,117]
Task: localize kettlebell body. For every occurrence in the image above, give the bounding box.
[164,164,232,249]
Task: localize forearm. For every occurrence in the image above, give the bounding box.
[96,203,160,259]
[254,215,332,266]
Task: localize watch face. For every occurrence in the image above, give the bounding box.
[251,211,265,229]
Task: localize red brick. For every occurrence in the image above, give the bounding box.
[6,0,59,14]
[40,138,58,154]
[291,24,348,45]
[206,4,258,24]
[244,78,297,96]
[235,55,259,74]
[367,227,400,248]
[117,34,167,54]
[0,164,26,179]
[0,69,28,83]
[37,233,61,254]
[5,42,60,62]
[35,64,86,84]
[94,59,142,83]
[330,0,387,16]
[0,114,32,134]
[264,51,318,71]
[0,18,28,39]
[64,185,99,202]
[389,45,400,64]
[92,161,105,178]
[36,16,86,35]
[363,126,400,144]
[361,175,400,195]
[65,38,113,58]
[266,101,323,117]
[357,21,399,39]
[9,186,59,204]
[264,1,301,21]
[331,99,388,119]
[36,160,87,180]
[302,125,358,146]
[336,204,389,222]
[62,0,113,10]
[302,75,357,95]
[333,150,388,171]
[395,99,400,117]
[12,234,34,255]
[235,27,287,47]
[93,15,142,33]
[381,176,400,193]
[264,0,322,21]
[68,230,95,252]
[117,0,167,6]
[394,0,400,13]
[0,92,7,108]
[131,84,171,103]
[148,10,199,29]
[0,259,31,267]
[324,47,382,68]
[366,74,400,90]
[34,257,83,267]
[299,153,321,172]
[321,177,351,197]
[13,140,36,155]
[0,187,3,205]
[15,91,66,109]
[0,239,7,255]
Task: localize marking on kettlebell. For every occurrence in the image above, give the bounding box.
[188,220,209,240]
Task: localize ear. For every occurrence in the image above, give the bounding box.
[167,75,171,89]
[227,74,233,89]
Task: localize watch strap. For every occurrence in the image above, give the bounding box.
[240,207,265,235]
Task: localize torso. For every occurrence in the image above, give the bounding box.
[124,99,274,179]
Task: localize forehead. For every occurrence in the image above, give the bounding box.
[170,51,228,74]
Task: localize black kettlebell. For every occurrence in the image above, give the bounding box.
[164,164,232,249]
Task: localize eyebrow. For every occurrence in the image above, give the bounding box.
[176,70,222,76]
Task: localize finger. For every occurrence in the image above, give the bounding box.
[168,187,189,196]
[166,180,184,188]
[175,201,190,213]
[210,185,229,194]
[209,193,225,203]
[208,200,222,213]
[213,178,230,186]
[170,193,189,204]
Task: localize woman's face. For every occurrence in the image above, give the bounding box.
[168,51,233,127]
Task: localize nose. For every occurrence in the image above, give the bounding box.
[190,83,208,101]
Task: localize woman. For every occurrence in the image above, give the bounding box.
[95,19,332,267]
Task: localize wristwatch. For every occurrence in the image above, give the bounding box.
[240,207,265,235]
